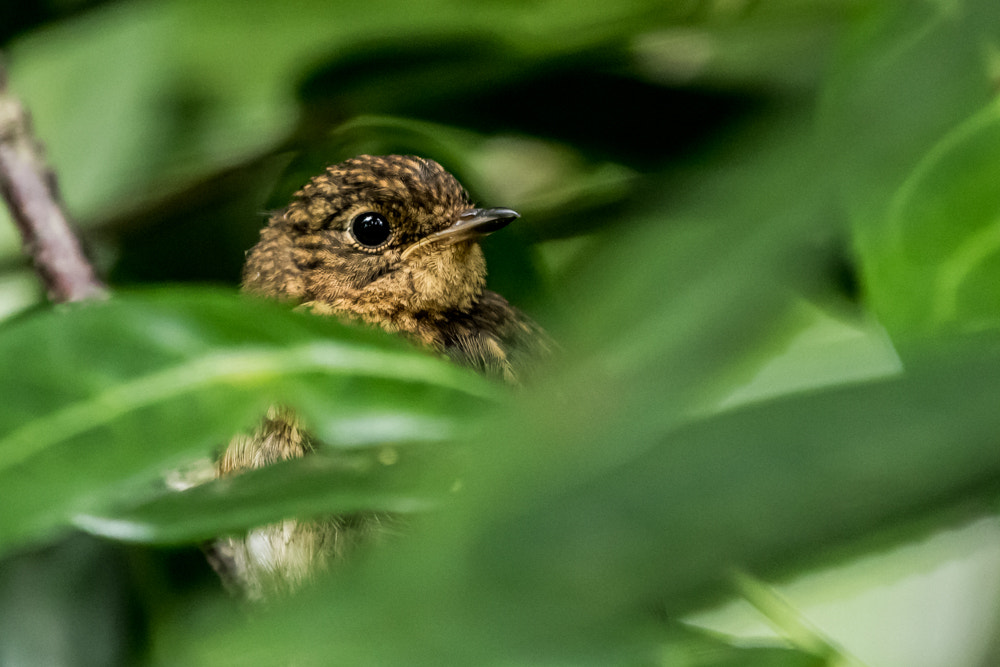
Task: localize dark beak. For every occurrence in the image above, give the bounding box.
[402,207,519,259]
[430,207,520,244]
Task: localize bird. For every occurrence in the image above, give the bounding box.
[210,154,549,598]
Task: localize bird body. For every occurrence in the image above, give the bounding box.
[212,155,547,597]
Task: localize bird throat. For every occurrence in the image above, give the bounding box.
[305,241,488,348]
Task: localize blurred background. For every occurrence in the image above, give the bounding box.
[4,1,1000,665]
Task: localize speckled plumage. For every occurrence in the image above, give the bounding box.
[211,155,548,598]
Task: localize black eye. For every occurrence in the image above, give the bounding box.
[350,211,392,248]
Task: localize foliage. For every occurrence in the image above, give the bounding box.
[3,0,1000,665]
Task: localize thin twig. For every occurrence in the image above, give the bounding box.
[0,57,107,304]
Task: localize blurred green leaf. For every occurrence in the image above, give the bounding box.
[821,0,1000,343]
[879,99,1000,336]
[165,340,1000,666]
[463,340,1000,623]
[74,445,453,545]
[0,534,139,667]
[821,1,998,218]
[0,288,491,555]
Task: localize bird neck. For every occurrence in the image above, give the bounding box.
[307,242,487,336]
[302,291,483,350]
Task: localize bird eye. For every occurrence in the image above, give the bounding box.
[349,211,392,248]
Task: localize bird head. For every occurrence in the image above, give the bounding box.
[243,155,518,323]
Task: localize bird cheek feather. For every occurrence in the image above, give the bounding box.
[405,242,487,312]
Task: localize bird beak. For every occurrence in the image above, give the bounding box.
[432,207,520,244]
[402,207,519,259]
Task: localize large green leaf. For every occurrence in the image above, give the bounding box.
[465,344,1000,622]
[821,0,1000,342]
[0,288,491,555]
[157,339,1000,666]
[877,99,1000,337]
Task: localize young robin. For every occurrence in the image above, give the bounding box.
[211,155,548,598]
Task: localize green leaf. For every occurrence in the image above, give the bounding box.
[0,288,491,555]
[868,100,1000,337]
[0,535,137,666]
[169,340,1000,666]
[73,446,453,545]
[463,342,1000,626]
[820,0,999,219]
[821,0,1000,342]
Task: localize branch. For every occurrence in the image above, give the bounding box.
[0,58,107,304]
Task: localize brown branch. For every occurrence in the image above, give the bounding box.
[0,58,107,304]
